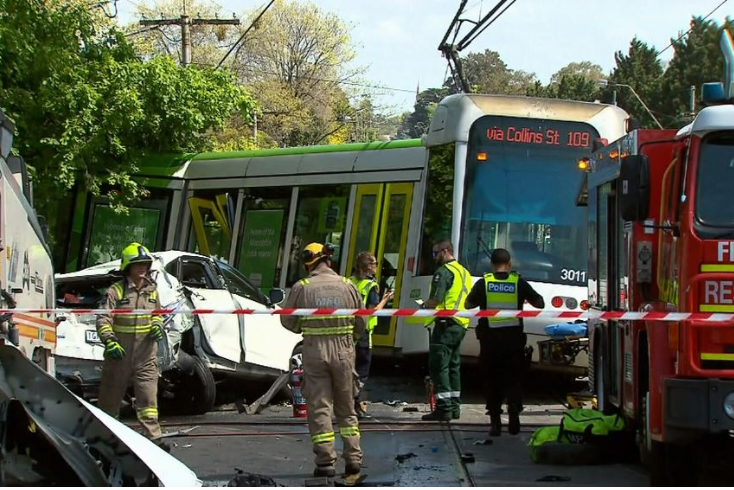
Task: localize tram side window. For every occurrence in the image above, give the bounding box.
[286,185,351,286]
[188,190,237,262]
[418,143,455,276]
[235,187,291,292]
[83,195,169,269]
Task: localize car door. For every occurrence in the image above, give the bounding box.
[170,256,242,364]
[216,261,300,371]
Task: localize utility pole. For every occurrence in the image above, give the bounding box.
[140,8,240,67]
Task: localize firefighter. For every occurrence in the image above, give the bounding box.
[465,248,544,436]
[280,243,366,479]
[96,242,166,447]
[421,239,472,422]
[349,252,394,419]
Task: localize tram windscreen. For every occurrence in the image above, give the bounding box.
[461,115,599,286]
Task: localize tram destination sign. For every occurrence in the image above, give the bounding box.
[476,116,596,149]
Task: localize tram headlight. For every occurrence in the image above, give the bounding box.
[723,392,734,420]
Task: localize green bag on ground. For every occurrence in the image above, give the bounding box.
[527,408,626,463]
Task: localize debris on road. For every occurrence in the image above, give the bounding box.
[536,475,572,482]
[245,372,290,415]
[460,453,475,463]
[395,452,417,463]
[227,468,279,487]
[402,406,418,412]
[472,439,493,446]
[161,425,201,439]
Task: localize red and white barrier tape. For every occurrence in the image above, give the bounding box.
[2,308,734,322]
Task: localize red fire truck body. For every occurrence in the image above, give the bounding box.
[584,94,734,483]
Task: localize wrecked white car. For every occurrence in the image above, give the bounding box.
[55,251,302,415]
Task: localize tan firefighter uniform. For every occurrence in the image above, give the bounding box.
[281,262,366,472]
[96,277,163,439]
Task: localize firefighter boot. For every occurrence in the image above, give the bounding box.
[314,465,336,478]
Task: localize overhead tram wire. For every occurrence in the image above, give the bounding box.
[216,0,276,70]
[438,0,519,93]
[459,0,518,49]
[657,0,729,56]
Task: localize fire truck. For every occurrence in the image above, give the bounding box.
[0,108,198,485]
[582,30,734,485]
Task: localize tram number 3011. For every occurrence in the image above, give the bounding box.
[560,268,587,282]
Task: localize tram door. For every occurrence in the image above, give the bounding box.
[346,183,413,348]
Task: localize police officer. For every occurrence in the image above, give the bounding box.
[421,239,472,422]
[349,252,393,419]
[96,243,166,446]
[281,243,366,479]
[465,248,544,436]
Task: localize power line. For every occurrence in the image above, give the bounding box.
[216,0,275,70]
[657,0,729,56]
[235,65,418,94]
[191,61,417,94]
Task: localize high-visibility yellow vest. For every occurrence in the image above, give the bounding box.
[484,272,521,328]
[349,276,379,347]
[429,261,472,328]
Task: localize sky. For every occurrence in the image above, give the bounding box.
[115,0,734,114]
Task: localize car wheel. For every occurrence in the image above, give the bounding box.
[173,355,216,415]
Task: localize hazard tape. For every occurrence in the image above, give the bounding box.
[2,308,734,322]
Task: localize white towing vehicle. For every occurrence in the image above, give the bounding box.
[55,251,303,414]
[0,108,199,486]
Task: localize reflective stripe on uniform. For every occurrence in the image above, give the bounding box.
[302,326,354,336]
[112,324,154,334]
[484,272,521,328]
[435,392,452,400]
[137,407,159,420]
[339,426,360,438]
[450,391,461,397]
[312,431,335,444]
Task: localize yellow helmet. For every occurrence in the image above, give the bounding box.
[301,242,334,266]
[120,242,153,272]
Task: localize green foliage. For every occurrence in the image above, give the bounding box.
[397,87,449,139]
[230,0,365,147]
[607,38,664,128]
[0,0,255,216]
[660,16,734,127]
[445,49,537,95]
[534,62,605,102]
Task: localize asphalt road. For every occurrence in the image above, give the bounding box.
[149,366,649,486]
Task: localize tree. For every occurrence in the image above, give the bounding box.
[229,0,365,146]
[607,38,665,128]
[445,49,537,95]
[397,87,449,139]
[660,16,734,127]
[550,61,605,85]
[0,0,255,261]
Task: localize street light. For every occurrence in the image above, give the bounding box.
[598,79,664,130]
